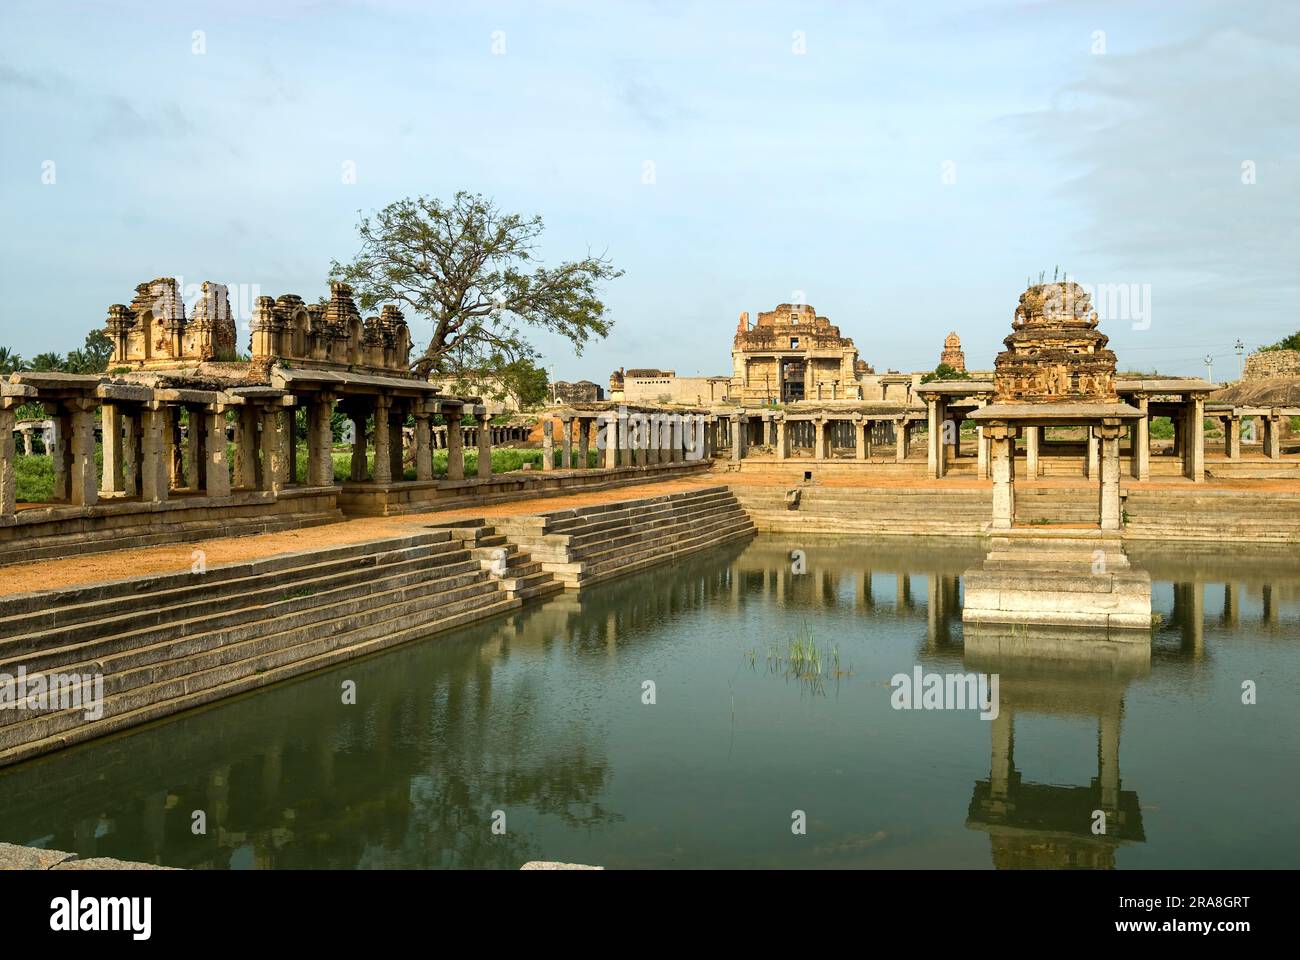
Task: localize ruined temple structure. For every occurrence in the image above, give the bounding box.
[731,303,870,405]
[251,281,414,377]
[107,278,238,369]
[940,332,966,373]
[993,282,1118,404]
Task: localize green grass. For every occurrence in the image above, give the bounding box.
[15,455,55,503]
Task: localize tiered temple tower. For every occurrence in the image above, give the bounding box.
[940,331,966,373]
[993,282,1117,403]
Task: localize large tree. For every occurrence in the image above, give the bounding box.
[330,192,622,378]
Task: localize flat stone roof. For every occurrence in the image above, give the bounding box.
[969,401,1145,423]
[1116,377,1215,395]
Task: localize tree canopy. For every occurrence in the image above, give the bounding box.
[330,192,622,378]
[1259,330,1300,352]
[920,362,971,384]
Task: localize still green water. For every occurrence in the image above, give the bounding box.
[2,535,1297,869]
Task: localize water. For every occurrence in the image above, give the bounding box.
[2,534,1297,869]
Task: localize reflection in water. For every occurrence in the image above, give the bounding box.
[963,628,1148,868]
[0,535,1296,869]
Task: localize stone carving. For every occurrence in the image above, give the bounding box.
[106,278,236,368]
[993,282,1118,403]
[250,281,413,377]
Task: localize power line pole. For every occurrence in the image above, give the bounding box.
[1204,355,1214,384]
[1235,339,1245,380]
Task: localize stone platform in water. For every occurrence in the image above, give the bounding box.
[962,529,1152,634]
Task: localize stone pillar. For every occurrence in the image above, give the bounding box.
[732,415,747,462]
[658,413,673,465]
[1024,425,1040,479]
[667,415,681,463]
[646,416,661,465]
[50,410,70,501]
[444,409,465,480]
[125,411,143,497]
[235,407,260,489]
[1132,396,1150,480]
[926,396,946,478]
[633,414,648,466]
[184,405,203,490]
[987,423,1015,531]
[1263,413,1282,460]
[1184,396,1205,482]
[414,414,432,481]
[1098,422,1123,531]
[613,409,628,467]
[1225,415,1242,460]
[896,420,909,462]
[101,403,125,494]
[307,397,336,487]
[69,401,98,507]
[551,416,567,469]
[813,417,826,461]
[854,415,866,461]
[373,398,393,484]
[775,416,788,460]
[141,405,170,502]
[594,414,611,469]
[1085,426,1099,479]
[0,406,15,517]
[541,419,554,471]
[1172,417,1183,458]
[976,426,989,480]
[259,407,289,492]
[477,410,493,478]
[204,409,231,498]
[20,428,32,457]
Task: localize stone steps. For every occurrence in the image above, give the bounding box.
[0,575,504,746]
[497,487,755,590]
[0,529,541,766]
[0,590,522,767]
[0,541,469,652]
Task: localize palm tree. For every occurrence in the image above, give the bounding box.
[0,347,25,374]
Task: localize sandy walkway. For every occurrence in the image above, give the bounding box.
[0,476,719,597]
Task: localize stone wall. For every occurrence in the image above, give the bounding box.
[1245,349,1300,380]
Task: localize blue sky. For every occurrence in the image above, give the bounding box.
[1,0,1296,380]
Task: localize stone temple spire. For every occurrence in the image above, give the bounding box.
[993,281,1118,403]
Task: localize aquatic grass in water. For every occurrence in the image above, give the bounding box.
[750,623,852,695]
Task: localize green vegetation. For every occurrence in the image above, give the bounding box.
[1258,330,1300,353]
[1149,416,1175,440]
[749,623,852,696]
[1,331,113,376]
[920,362,971,384]
[329,191,621,380]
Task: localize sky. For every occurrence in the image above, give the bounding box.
[1,0,1296,381]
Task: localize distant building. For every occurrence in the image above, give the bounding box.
[940,331,966,373]
[553,379,604,404]
[730,303,871,404]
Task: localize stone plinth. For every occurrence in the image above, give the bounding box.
[962,531,1152,634]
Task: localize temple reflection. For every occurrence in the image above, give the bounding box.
[963,626,1149,869]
